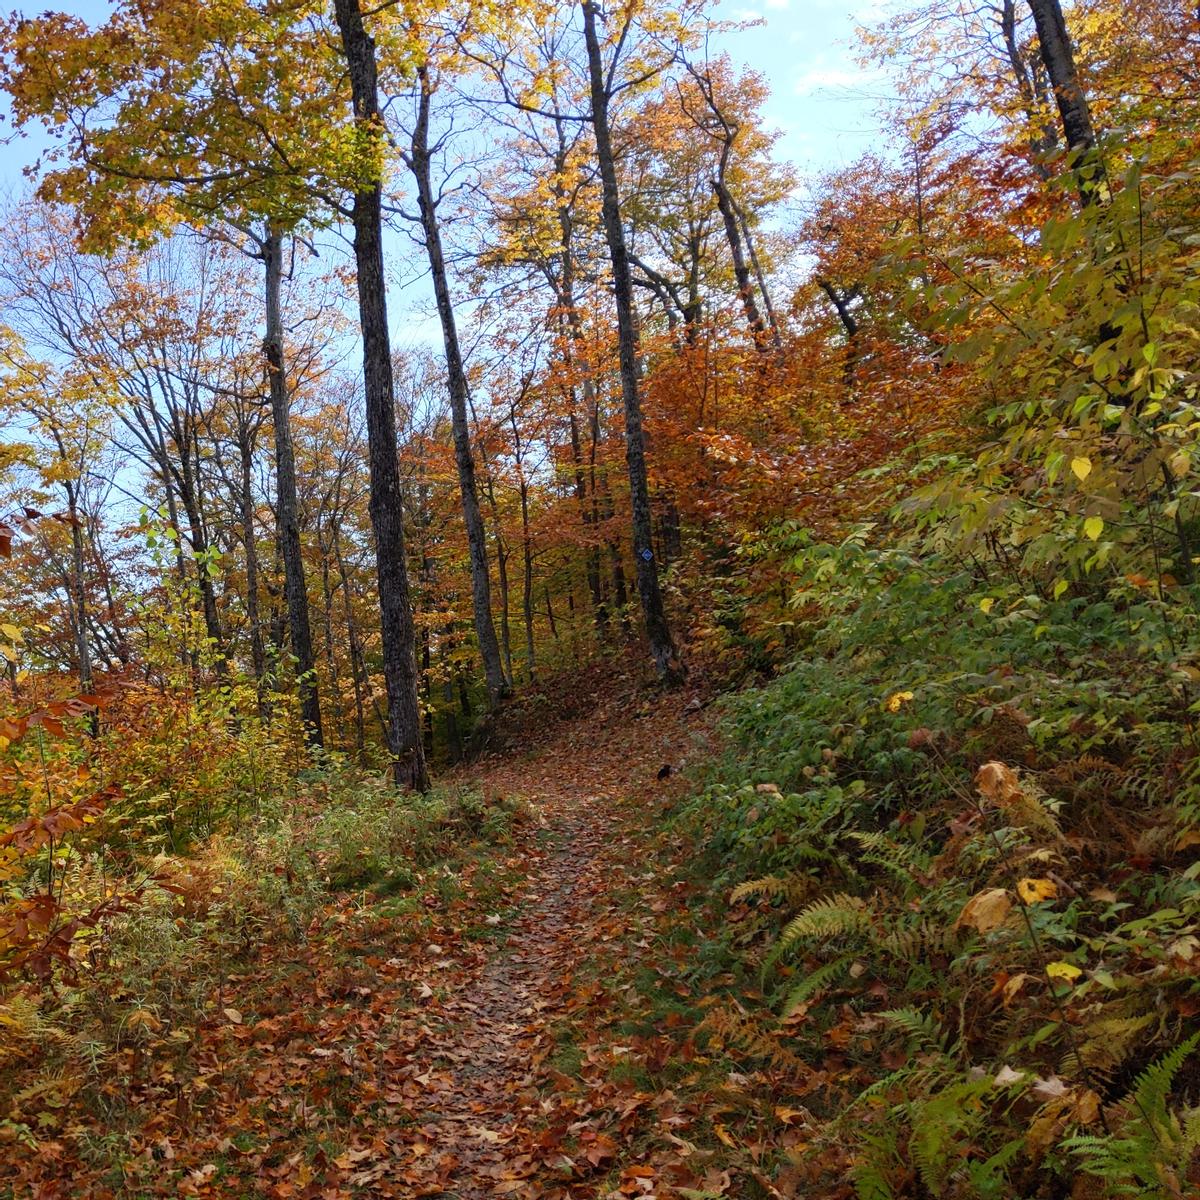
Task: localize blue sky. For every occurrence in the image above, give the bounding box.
[716,0,890,175]
[0,0,890,188]
[0,0,891,350]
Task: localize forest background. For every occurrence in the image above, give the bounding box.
[1,0,1200,1197]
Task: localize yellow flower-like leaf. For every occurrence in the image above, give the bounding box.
[1045,961,1082,982]
[1017,878,1058,904]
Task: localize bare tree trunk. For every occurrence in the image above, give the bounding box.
[63,483,92,700]
[714,178,769,344]
[553,123,608,640]
[999,0,1058,175]
[442,638,463,762]
[331,524,367,753]
[497,543,514,684]
[317,524,346,742]
[816,277,860,393]
[180,489,226,675]
[236,430,267,693]
[1026,0,1101,199]
[334,0,428,791]
[735,196,782,347]
[408,69,509,706]
[581,0,683,684]
[481,471,514,684]
[263,227,323,746]
[569,410,606,633]
[519,478,536,681]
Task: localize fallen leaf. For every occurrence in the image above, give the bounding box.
[1045,961,1083,983]
[956,887,1012,933]
[975,761,1023,808]
[1033,1075,1068,1099]
[1017,878,1058,904]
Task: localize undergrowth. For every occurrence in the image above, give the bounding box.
[662,533,1200,1199]
[0,765,526,1159]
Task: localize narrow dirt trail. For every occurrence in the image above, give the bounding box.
[385,689,703,1199]
[401,795,614,1198]
[2,685,709,1199]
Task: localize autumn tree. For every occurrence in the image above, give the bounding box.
[580,0,686,683]
[333,0,429,789]
[395,37,510,706]
[0,0,352,742]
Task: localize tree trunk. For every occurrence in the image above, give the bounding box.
[497,540,514,684]
[317,523,346,741]
[481,466,514,684]
[263,227,323,746]
[735,196,782,347]
[331,522,367,753]
[581,0,683,684]
[333,0,428,791]
[63,484,92,698]
[553,126,608,640]
[408,70,509,705]
[519,479,536,681]
[182,497,226,676]
[237,429,267,693]
[570,410,607,633]
[1026,0,1100,199]
[713,177,769,344]
[999,0,1058,175]
[816,278,860,394]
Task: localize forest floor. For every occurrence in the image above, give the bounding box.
[11,677,746,1199]
[404,684,712,1200]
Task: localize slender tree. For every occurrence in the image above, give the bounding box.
[403,61,510,706]
[333,0,429,790]
[262,227,323,743]
[580,0,684,683]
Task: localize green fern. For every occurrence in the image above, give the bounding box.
[846,831,932,894]
[879,1007,953,1054]
[778,893,869,949]
[909,1078,993,1193]
[1064,1033,1200,1196]
[779,953,855,1015]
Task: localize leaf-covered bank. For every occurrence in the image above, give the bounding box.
[529,539,1200,1199]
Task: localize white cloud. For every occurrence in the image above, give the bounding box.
[791,64,882,96]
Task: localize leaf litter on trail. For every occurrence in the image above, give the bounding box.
[3,680,726,1199]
